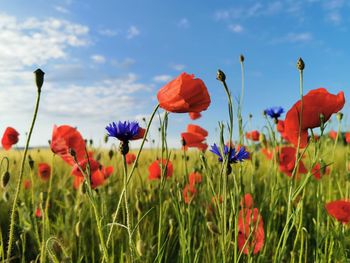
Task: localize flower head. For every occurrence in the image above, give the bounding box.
[157,72,211,113]
[189,112,202,120]
[1,127,19,150]
[325,200,350,224]
[265,107,284,120]
[148,159,174,180]
[210,143,249,163]
[106,121,143,142]
[38,163,51,181]
[246,130,260,142]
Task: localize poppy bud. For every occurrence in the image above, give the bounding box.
[296,57,305,71]
[89,139,93,146]
[34,68,45,92]
[28,155,34,170]
[136,239,146,256]
[96,153,102,161]
[207,221,220,235]
[1,171,10,188]
[216,69,226,82]
[240,54,245,62]
[104,134,109,143]
[108,149,114,160]
[249,113,253,119]
[336,112,343,121]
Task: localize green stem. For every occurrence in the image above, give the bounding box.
[6,86,42,260]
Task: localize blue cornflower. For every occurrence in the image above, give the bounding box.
[265,106,284,120]
[105,121,140,142]
[210,143,249,164]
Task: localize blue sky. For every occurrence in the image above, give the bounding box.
[0,0,349,149]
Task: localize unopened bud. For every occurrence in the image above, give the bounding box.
[1,171,10,188]
[297,57,305,71]
[104,134,109,143]
[216,69,226,82]
[240,54,245,62]
[34,69,45,92]
[119,141,129,156]
[28,155,34,170]
[108,149,114,160]
[336,112,343,121]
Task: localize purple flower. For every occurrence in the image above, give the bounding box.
[210,143,249,163]
[106,121,140,142]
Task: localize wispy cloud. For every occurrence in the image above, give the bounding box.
[153,75,172,83]
[54,5,70,14]
[228,24,243,33]
[272,32,313,44]
[91,54,106,64]
[126,25,140,39]
[177,18,189,28]
[170,64,186,71]
[111,58,135,69]
[98,28,118,37]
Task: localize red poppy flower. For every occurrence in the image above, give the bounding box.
[240,193,254,209]
[346,132,350,144]
[277,120,289,142]
[328,130,337,140]
[132,127,146,140]
[246,130,260,142]
[35,207,42,218]
[23,179,31,190]
[187,124,208,137]
[189,112,201,120]
[101,166,114,179]
[148,159,174,180]
[311,162,330,180]
[38,163,51,181]
[157,72,211,113]
[279,146,307,177]
[183,183,197,204]
[125,153,136,165]
[261,148,273,160]
[284,88,345,148]
[238,208,265,255]
[51,125,86,165]
[181,132,208,151]
[1,127,19,150]
[189,172,202,186]
[325,200,350,224]
[71,158,100,177]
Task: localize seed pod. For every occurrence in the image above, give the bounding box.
[1,171,10,188]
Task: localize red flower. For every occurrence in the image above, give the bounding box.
[187,124,208,137]
[1,127,19,150]
[261,148,273,160]
[328,130,337,140]
[238,208,265,255]
[240,193,254,209]
[71,158,100,177]
[125,153,136,165]
[246,130,260,142]
[183,183,197,204]
[279,147,307,177]
[311,162,330,180]
[284,88,345,148]
[35,207,42,218]
[189,112,201,120]
[325,200,350,224]
[181,132,208,151]
[23,179,31,190]
[148,159,173,180]
[157,72,211,113]
[132,127,146,140]
[73,167,110,189]
[189,172,202,186]
[51,125,86,165]
[101,166,114,179]
[277,120,289,142]
[346,132,350,144]
[38,163,51,181]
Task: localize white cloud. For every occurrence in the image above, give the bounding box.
[153,75,172,83]
[327,12,342,24]
[0,13,89,71]
[126,25,140,39]
[91,54,106,64]
[98,28,118,37]
[54,6,70,14]
[228,24,243,33]
[111,58,135,69]
[171,64,186,71]
[272,32,313,44]
[177,18,189,28]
